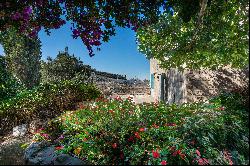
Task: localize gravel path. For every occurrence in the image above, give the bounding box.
[0,134,32,165]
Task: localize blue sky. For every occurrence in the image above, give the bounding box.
[0,23,150,80]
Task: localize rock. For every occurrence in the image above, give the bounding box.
[13,124,27,137]
[54,154,86,165]
[24,141,54,165]
[25,141,87,165]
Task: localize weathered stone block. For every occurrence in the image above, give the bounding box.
[13,124,27,137]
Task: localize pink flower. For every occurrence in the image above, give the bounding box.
[196,149,201,157]
[152,149,160,158]
[139,128,145,132]
[41,133,49,139]
[161,160,167,165]
[198,158,209,165]
[58,134,64,140]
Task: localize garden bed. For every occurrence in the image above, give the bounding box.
[31,93,249,165]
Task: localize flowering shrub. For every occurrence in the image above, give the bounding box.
[33,93,249,165]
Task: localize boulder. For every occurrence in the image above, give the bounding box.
[25,141,87,165]
[13,124,27,137]
[54,154,86,165]
[24,141,54,165]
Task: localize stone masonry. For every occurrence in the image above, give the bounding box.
[150,58,249,104]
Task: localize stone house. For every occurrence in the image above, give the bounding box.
[150,58,249,104]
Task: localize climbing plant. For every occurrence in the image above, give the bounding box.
[0,28,42,89]
[137,0,249,70]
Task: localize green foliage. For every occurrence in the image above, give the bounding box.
[0,28,42,88]
[137,0,249,70]
[34,93,249,165]
[0,80,101,135]
[0,55,25,101]
[40,48,91,83]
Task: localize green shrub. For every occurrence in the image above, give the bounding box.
[0,80,101,135]
[0,55,25,101]
[34,93,249,165]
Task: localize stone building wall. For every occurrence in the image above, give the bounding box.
[185,66,249,103]
[150,58,249,103]
[150,58,166,102]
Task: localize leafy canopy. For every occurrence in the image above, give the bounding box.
[137,0,249,70]
[0,0,167,56]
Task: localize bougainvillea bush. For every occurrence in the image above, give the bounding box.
[33,93,249,165]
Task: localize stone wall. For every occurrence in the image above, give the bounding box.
[150,58,249,104]
[185,66,249,103]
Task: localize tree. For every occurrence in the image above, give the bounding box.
[40,47,91,83]
[0,55,25,101]
[137,0,249,70]
[0,28,42,88]
[1,1,248,70]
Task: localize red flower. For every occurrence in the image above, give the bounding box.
[152,149,160,158]
[152,123,159,128]
[134,132,141,139]
[128,136,134,142]
[172,150,181,156]
[196,149,201,157]
[166,123,176,127]
[109,110,114,113]
[217,106,225,111]
[139,128,145,132]
[55,146,64,150]
[120,151,124,159]
[161,160,167,165]
[179,153,186,160]
[112,143,117,149]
